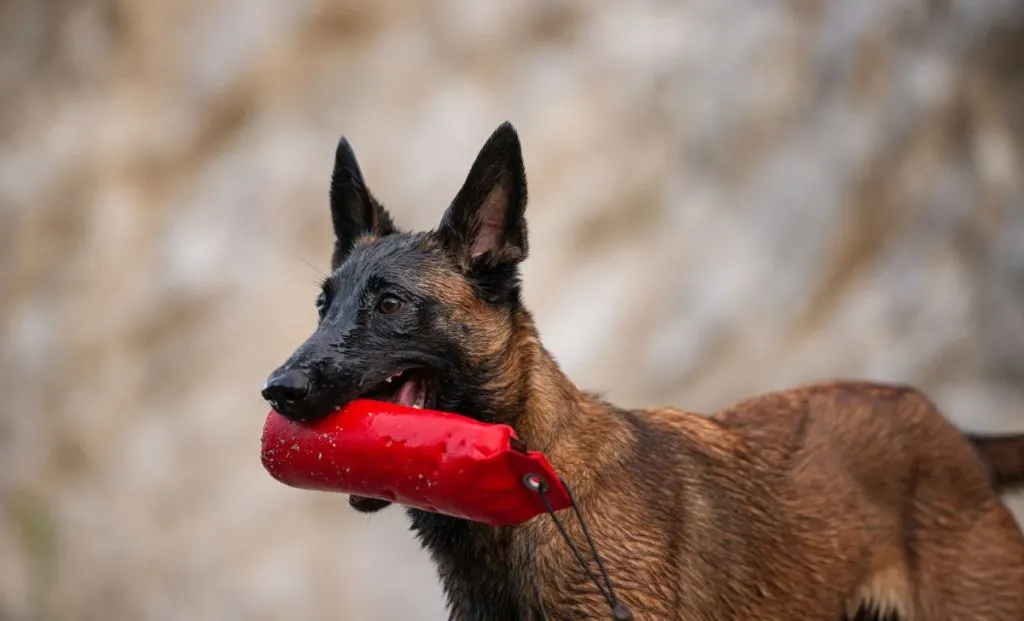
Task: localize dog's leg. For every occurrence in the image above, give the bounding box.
[844,559,913,620]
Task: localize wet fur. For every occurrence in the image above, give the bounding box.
[265,122,1024,620]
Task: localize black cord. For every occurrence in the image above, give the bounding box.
[562,479,621,608]
[524,474,635,620]
[535,479,613,604]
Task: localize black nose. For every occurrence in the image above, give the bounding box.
[261,369,310,411]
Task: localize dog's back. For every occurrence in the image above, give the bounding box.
[580,380,1024,620]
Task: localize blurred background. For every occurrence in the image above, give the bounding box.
[2,0,1023,619]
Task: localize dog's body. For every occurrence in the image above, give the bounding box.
[262,122,1024,620]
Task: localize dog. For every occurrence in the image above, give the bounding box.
[261,121,1024,620]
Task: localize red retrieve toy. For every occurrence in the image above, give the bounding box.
[260,399,572,526]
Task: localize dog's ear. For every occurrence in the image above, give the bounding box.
[437,122,528,272]
[329,137,396,269]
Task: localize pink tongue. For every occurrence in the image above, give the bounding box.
[395,375,421,407]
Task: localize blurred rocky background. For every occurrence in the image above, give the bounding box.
[2,0,1023,619]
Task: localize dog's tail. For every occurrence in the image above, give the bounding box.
[967,433,1024,493]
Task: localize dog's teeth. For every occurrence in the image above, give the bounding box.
[385,377,393,383]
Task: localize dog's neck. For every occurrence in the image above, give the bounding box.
[505,308,636,496]
[407,307,641,619]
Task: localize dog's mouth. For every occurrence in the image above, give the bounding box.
[359,368,438,410]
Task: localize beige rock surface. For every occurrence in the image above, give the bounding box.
[2,1,1023,619]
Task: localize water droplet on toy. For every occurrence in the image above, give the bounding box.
[290,444,300,451]
[317,452,322,460]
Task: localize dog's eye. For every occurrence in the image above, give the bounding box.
[315,292,329,319]
[376,295,403,315]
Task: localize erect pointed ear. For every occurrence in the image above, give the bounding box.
[437,122,528,271]
[329,136,395,269]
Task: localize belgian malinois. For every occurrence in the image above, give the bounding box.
[261,121,1024,620]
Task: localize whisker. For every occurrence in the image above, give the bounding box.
[299,256,328,281]
[284,278,328,289]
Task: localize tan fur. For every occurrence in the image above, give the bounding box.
[497,311,1024,620]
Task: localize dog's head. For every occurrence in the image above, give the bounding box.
[262,122,531,433]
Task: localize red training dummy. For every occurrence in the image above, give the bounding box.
[260,399,572,526]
